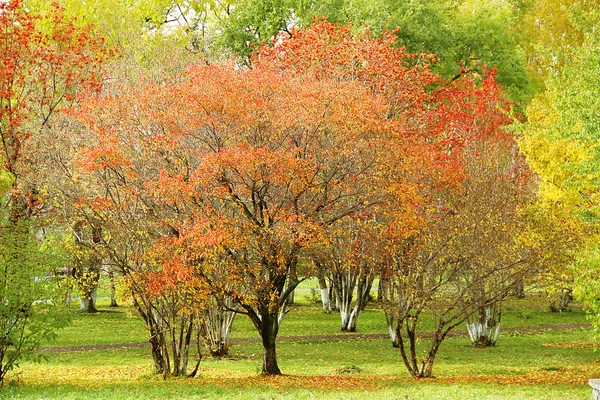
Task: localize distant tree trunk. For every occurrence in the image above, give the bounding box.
[347,273,374,332]
[331,267,374,332]
[380,276,400,347]
[512,279,526,299]
[108,269,118,307]
[200,295,236,357]
[331,270,354,331]
[315,262,331,312]
[75,224,101,313]
[286,261,297,305]
[79,288,98,313]
[466,302,501,347]
[549,289,573,312]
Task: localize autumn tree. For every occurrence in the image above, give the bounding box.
[380,71,538,377]
[0,0,109,382]
[66,46,390,375]
[254,21,535,372]
[167,66,387,375]
[43,76,206,376]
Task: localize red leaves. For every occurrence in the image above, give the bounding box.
[0,0,112,200]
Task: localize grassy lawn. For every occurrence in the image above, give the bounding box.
[1,292,597,399]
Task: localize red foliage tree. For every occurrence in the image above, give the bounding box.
[0,0,109,191]
[258,21,537,377]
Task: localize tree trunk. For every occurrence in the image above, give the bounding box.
[334,268,373,332]
[108,270,118,307]
[286,261,297,305]
[79,288,98,313]
[512,279,526,299]
[331,269,355,331]
[549,289,573,312]
[347,273,374,332]
[149,324,166,374]
[133,298,167,374]
[262,339,280,375]
[379,276,400,347]
[259,313,281,375]
[200,296,236,357]
[316,262,331,312]
[466,303,501,347]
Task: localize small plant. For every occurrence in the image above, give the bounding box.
[309,288,321,305]
[518,310,533,320]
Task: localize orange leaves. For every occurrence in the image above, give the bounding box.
[256,20,437,119]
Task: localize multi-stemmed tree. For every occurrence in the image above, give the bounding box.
[69,55,388,374]
[380,71,538,377]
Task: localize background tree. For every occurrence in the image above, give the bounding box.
[380,71,537,377]
[219,0,532,102]
[68,221,103,313]
[519,21,600,334]
[26,0,234,62]
[519,0,598,90]
[311,217,382,332]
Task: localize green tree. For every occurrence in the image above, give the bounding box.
[519,0,600,88]
[26,0,232,60]
[217,0,532,102]
[0,171,68,383]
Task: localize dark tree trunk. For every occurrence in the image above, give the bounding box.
[262,339,280,375]
[133,298,166,374]
[150,332,166,374]
[259,312,281,375]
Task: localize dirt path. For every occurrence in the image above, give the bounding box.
[36,323,591,353]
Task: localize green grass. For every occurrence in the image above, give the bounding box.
[42,290,590,349]
[3,293,596,399]
[1,381,591,400]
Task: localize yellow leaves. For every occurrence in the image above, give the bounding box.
[12,365,153,388]
[12,363,596,390]
[436,365,596,386]
[0,169,15,193]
